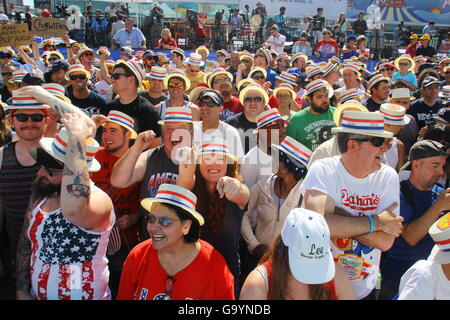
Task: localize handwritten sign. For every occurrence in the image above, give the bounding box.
[0,24,32,47]
[31,18,68,37]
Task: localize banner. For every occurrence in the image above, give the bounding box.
[238,0,347,19]
[0,24,32,47]
[31,18,68,37]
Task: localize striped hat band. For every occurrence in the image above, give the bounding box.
[430,213,450,253]
[148,66,167,80]
[276,72,297,85]
[278,138,311,166]
[306,67,323,78]
[256,109,284,128]
[108,111,135,129]
[276,52,289,60]
[340,90,362,102]
[12,71,27,80]
[135,51,145,56]
[187,53,203,65]
[10,95,49,109]
[53,135,97,165]
[341,115,385,131]
[43,85,65,96]
[306,80,329,95]
[68,64,85,73]
[163,108,193,122]
[171,48,185,57]
[323,62,337,75]
[340,64,360,73]
[127,60,145,83]
[368,74,388,89]
[199,143,233,157]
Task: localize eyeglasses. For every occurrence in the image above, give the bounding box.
[252,75,265,80]
[145,213,179,227]
[352,137,386,147]
[83,52,94,57]
[110,72,131,80]
[168,82,184,89]
[425,85,440,91]
[244,96,263,103]
[189,69,200,73]
[13,113,46,122]
[69,74,87,80]
[399,62,410,66]
[199,100,219,107]
[213,78,231,84]
[276,93,291,99]
[242,60,252,63]
[48,57,58,62]
[1,72,12,77]
[0,53,12,59]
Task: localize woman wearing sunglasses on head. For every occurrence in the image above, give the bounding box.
[117,183,235,300]
[154,71,200,121]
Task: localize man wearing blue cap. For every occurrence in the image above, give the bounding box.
[342,35,358,60]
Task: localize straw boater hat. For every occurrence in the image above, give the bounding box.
[106,110,138,139]
[9,90,50,110]
[273,83,297,100]
[186,53,205,67]
[46,51,64,62]
[157,107,193,126]
[339,63,361,77]
[42,83,72,104]
[239,54,254,64]
[65,64,91,80]
[114,59,146,86]
[237,79,255,92]
[322,62,338,76]
[304,79,334,99]
[164,70,191,91]
[197,137,237,162]
[439,85,450,101]
[275,72,298,87]
[96,46,110,57]
[333,101,368,126]
[248,67,267,79]
[207,68,233,88]
[141,184,205,226]
[254,108,289,133]
[305,65,324,79]
[291,53,308,65]
[195,45,210,58]
[332,111,393,138]
[367,73,389,92]
[146,66,168,81]
[337,88,366,105]
[378,103,411,126]
[389,88,416,101]
[11,70,28,83]
[271,136,312,168]
[171,47,185,59]
[77,47,96,59]
[394,54,416,72]
[428,213,450,264]
[39,127,101,172]
[239,85,269,105]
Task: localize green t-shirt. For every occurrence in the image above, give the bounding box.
[286,106,336,152]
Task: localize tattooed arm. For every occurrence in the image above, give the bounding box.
[60,113,113,232]
[15,197,37,300]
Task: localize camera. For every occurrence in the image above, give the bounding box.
[215,10,225,23]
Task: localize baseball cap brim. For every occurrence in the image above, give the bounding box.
[288,246,335,284]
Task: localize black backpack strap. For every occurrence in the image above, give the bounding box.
[400,180,413,205]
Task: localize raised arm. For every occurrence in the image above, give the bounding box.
[60,113,113,231]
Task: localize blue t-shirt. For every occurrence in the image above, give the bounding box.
[391,71,417,89]
[266,68,278,89]
[380,180,443,282]
[112,28,146,49]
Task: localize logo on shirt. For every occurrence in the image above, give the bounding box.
[341,189,381,212]
[438,213,450,231]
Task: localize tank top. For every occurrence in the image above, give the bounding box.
[28,192,113,300]
[256,261,337,300]
[384,137,399,170]
[0,142,39,258]
[159,99,192,119]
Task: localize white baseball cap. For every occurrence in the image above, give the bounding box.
[281,208,335,284]
[0,14,8,21]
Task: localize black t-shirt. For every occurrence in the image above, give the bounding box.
[416,45,436,58]
[68,91,106,117]
[225,112,257,154]
[407,98,444,128]
[312,15,325,31]
[138,91,167,106]
[101,95,161,136]
[0,85,11,102]
[363,97,384,112]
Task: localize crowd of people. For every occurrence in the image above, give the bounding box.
[0,3,448,302]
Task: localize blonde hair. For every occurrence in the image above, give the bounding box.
[161,28,172,38]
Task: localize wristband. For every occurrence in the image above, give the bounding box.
[367,215,375,234]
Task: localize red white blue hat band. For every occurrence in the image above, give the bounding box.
[332,111,393,138]
[9,91,50,110]
[147,66,167,80]
[158,107,193,125]
[272,136,312,167]
[107,110,137,139]
[198,139,237,162]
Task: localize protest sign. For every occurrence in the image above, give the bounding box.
[0,24,32,47]
[31,18,68,37]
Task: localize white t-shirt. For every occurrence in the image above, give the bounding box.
[193,121,245,161]
[301,155,400,299]
[240,146,274,190]
[398,260,450,300]
[95,80,113,101]
[267,34,286,54]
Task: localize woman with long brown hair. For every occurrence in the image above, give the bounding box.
[240,208,354,300]
[177,138,249,296]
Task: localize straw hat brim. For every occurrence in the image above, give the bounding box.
[65,69,92,80]
[270,144,307,168]
[141,198,205,226]
[39,137,101,172]
[394,56,416,72]
[333,103,368,126]
[273,86,297,100]
[107,119,138,139]
[331,127,393,138]
[207,70,233,88]
[253,115,290,133]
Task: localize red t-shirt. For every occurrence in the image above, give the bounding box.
[117,239,235,300]
[268,94,303,110]
[90,147,141,247]
[156,37,178,49]
[220,96,244,121]
[405,44,417,58]
[316,39,339,58]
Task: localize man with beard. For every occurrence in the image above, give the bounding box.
[101,60,161,141]
[111,107,195,239]
[66,64,106,117]
[0,63,19,101]
[302,110,404,300]
[287,79,336,152]
[44,60,69,87]
[379,140,449,300]
[209,69,243,121]
[90,111,141,299]
[142,50,158,74]
[15,113,114,300]
[227,51,241,75]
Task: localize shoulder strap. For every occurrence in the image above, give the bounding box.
[400,180,413,205]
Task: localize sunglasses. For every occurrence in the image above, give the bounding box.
[69,74,87,80]
[199,100,219,107]
[213,78,231,84]
[1,72,12,77]
[244,96,263,103]
[83,52,94,56]
[242,60,252,63]
[276,93,291,99]
[48,57,58,62]
[252,75,265,80]
[168,82,184,89]
[352,137,386,147]
[110,72,131,80]
[14,113,46,122]
[145,213,179,227]
[399,62,410,66]
[0,53,12,59]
